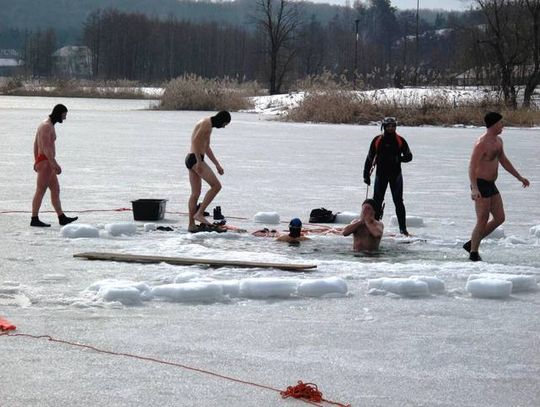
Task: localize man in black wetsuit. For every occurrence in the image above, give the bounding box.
[363,117,413,236]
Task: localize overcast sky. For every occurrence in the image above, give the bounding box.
[308,0,473,10]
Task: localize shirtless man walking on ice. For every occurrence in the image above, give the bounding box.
[186,111,230,232]
[31,104,78,227]
[464,112,530,261]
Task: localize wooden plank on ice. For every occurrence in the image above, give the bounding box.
[73,252,317,272]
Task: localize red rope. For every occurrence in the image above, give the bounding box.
[281,381,350,407]
[0,208,132,214]
[1,332,350,406]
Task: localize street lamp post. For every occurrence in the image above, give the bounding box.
[354,18,359,88]
[415,0,419,86]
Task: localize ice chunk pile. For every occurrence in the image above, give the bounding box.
[152,282,225,303]
[334,212,359,224]
[390,215,424,227]
[297,277,348,297]
[529,225,540,238]
[105,222,138,236]
[144,223,157,232]
[465,278,512,299]
[86,280,152,305]
[368,276,445,297]
[486,226,505,239]
[468,273,538,293]
[86,277,348,305]
[61,224,100,238]
[253,212,280,224]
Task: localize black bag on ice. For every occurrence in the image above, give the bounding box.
[309,208,336,223]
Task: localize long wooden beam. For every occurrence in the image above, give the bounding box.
[74,252,317,272]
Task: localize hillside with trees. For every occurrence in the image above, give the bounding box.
[1,0,539,109]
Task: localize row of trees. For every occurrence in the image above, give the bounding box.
[77,0,481,92]
[10,0,540,107]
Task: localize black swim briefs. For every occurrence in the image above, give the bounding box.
[185,153,204,170]
[476,178,499,198]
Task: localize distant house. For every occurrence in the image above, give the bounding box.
[453,65,537,87]
[52,46,92,78]
[0,49,23,76]
[453,67,498,87]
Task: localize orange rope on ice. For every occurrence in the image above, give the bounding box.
[1,331,350,406]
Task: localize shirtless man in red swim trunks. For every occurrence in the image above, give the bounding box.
[185,111,230,232]
[464,112,530,261]
[31,104,78,227]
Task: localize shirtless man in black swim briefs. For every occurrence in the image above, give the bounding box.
[186,111,230,232]
[464,112,530,261]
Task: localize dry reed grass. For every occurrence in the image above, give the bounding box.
[287,90,540,127]
[2,78,150,99]
[159,74,256,111]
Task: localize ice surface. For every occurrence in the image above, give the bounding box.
[1,96,539,407]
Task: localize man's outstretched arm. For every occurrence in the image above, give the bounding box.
[499,144,529,187]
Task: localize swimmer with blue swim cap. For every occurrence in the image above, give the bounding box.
[276,218,310,243]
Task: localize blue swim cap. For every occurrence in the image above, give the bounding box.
[289,218,302,227]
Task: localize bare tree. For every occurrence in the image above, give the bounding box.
[476,0,535,108]
[254,0,302,94]
[523,0,540,107]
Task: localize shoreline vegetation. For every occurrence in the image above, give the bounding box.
[1,75,539,127]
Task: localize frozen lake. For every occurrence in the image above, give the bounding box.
[1,96,539,406]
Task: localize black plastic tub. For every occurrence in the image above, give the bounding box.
[131,199,168,221]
